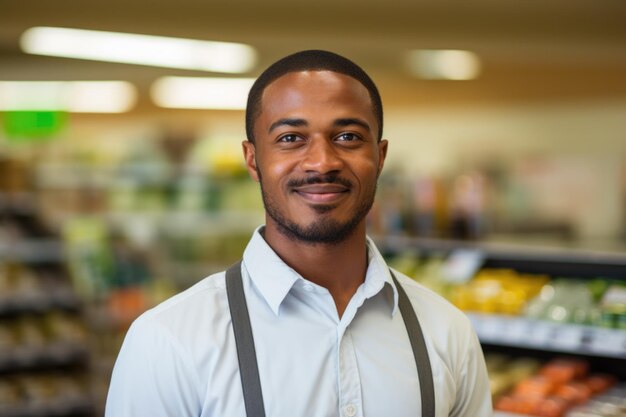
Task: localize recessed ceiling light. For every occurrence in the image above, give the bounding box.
[151,77,255,110]
[20,27,257,74]
[0,81,137,113]
[406,49,481,80]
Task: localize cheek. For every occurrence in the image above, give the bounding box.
[267,160,291,178]
[258,155,295,189]
[265,159,290,181]
[353,158,380,186]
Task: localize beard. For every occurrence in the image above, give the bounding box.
[258,170,376,245]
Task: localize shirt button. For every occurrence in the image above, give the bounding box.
[344,404,357,417]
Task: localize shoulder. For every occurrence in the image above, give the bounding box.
[130,271,230,344]
[108,271,235,413]
[106,275,231,417]
[390,268,477,357]
[392,269,471,328]
[390,269,490,410]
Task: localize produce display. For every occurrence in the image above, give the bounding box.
[451,269,549,315]
[0,264,95,417]
[389,249,626,417]
[489,355,624,417]
[0,374,92,417]
[1,165,96,416]
[388,252,626,329]
[1,137,265,415]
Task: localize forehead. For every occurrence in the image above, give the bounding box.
[258,70,375,123]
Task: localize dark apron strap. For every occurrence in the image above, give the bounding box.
[226,261,435,417]
[226,260,266,417]
[390,271,436,417]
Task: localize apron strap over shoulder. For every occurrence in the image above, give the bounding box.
[226,260,267,417]
[391,270,436,417]
[226,261,435,417]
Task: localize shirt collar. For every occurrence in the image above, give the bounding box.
[242,226,399,317]
[242,227,299,316]
[364,235,400,317]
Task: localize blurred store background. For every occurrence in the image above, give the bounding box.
[1,1,626,416]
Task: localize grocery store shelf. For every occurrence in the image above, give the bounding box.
[377,235,626,279]
[0,238,65,263]
[0,396,94,417]
[469,313,626,359]
[0,288,81,316]
[0,192,38,214]
[0,342,89,374]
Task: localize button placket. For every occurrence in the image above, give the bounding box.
[337,329,363,417]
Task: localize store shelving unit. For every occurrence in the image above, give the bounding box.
[0,195,96,417]
[377,236,626,372]
[378,236,626,416]
[468,313,626,359]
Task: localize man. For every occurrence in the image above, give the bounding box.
[106,50,492,417]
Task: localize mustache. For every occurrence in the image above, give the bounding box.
[287,174,353,189]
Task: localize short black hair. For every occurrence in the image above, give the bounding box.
[245,50,383,143]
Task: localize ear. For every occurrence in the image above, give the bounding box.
[377,139,389,176]
[242,140,260,182]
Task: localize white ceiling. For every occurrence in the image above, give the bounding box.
[2,0,626,109]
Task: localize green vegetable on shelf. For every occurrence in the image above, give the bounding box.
[599,284,626,330]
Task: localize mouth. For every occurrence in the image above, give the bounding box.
[292,184,350,204]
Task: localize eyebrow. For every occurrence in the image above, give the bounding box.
[268,117,371,134]
[333,118,371,132]
[268,118,308,134]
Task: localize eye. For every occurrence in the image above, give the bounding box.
[277,134,303,143]
[335,132,360,142]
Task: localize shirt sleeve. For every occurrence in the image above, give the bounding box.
[105,315,202,417]
[450,327,494,417]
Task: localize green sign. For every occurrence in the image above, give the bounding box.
[3,111,67,141]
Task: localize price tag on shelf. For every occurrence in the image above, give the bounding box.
[469,314,626,359]
[526,321,555,347]
[551,325,584,351]
[479,315,506,342]
[441,249,485,284]
[506,318,531,343]
[589,328,626,357]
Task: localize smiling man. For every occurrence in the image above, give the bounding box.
[106,50,493,417]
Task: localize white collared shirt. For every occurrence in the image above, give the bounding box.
[106,227,493,417]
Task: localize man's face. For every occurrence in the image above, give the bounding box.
[243,70,388,244]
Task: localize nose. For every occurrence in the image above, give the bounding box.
[300,138,344,174]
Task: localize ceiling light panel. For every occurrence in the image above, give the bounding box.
[0,81,137,113]
[21,27,257,73]
[151,77,255,110]
[407,49,481,80]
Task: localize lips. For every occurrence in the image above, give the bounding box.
[292,184,350,204]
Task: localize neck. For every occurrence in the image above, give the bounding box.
[262,221,369,318]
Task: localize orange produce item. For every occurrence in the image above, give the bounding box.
[584,374,617,394]
[534,397,569,417]
[555,382,592,405]
[540,359,588,384]
[494,395,519,413]
[495,395,542,415]
[514,376,555,399]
